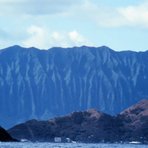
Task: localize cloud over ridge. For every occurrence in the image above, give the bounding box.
[22,25,92,49]
[0,0,148,50]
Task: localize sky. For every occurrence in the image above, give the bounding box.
[0,0,148,51]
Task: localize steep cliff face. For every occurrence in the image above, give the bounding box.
[0,45,148,128]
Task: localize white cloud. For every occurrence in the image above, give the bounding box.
[51,30,93,47]
[51,31,69,47]
[68,31,86,45]
[64,0,148,28]
[117,1,148,27]
[22,25,48,49]
[22,25,92,49]
[1,0,148,28]
[85,0,148,28]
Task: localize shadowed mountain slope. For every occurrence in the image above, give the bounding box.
[0,126,17,142]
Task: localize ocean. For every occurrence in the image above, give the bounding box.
[0,142,147,148]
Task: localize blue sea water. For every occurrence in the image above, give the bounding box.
[0,143,147,148]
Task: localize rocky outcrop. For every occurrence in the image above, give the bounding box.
[8,100,148,143]
[0,126,17,142]
[118,99,148,142]
[0,45,148,128]
[8,109,123,142]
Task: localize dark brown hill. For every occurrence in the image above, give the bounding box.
[119,99,148,142]
[8,100,148,143]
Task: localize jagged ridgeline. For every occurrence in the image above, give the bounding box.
[0,45,148,128]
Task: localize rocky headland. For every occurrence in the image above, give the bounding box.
[8,99,148,143]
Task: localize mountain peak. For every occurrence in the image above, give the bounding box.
[7,45,23,49]
[86,109,103,119]
[3,45,24,52]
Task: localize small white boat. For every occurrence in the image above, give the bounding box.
[21,139,29,142]
[129,141,141,144]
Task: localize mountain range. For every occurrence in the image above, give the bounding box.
[0,45,148,128]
